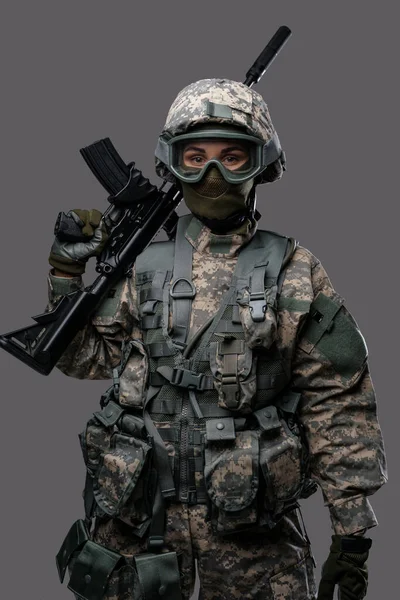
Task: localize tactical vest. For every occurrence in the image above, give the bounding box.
[130,215,316,534]
[57,216,320,599]
[77,216,317,541]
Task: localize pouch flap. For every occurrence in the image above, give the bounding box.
[275,392,302,415]
[135,551,182,600]
[56,519,89,583]
[67,540,124,600]
[94,401,124,427]
[253,405,281,432]
[206,418,236,441]
[94,435,151,516]
[205,430,259,511]
[303,292,344,347]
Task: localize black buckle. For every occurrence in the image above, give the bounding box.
[172,368,205,390]
[249,292,267,322]
[170,278,196,299]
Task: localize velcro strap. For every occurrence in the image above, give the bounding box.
[204,100,233,119]
[339,536,372,553]
[305,292,344,345]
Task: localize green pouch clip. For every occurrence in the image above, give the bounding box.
[135,551,182,599]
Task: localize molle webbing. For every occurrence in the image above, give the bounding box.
[135,219,293,503]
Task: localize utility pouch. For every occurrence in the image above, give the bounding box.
[116,338,150,409]
[204,430,259,534]
[209,336,257,413]
[82,404,154,536]
[56,519,128,600]
[135,552,182,600]
[255,405,303,514]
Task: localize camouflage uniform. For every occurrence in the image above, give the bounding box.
[48,218,387,599]
[49,79,387,599]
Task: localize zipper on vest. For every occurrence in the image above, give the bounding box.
[179,394,190,502]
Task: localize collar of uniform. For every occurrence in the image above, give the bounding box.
[184,215,258,257]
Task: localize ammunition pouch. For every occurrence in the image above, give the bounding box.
[203,394,317,535]
[56,519,182,600]
[80,401,155,537]
[210,337,258,413]
[204,427,259,534]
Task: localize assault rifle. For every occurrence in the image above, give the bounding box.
[0,26,291,375]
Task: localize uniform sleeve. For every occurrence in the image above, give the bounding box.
[291,259,388,535]
[46,266,141,380]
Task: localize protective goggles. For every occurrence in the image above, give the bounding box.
[155,128,282,184]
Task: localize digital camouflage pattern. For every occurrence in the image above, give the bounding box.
[90,504,317,600]
[48,215,387,599]
[155,78,282,184]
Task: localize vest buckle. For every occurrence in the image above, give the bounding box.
[249,291,267,322]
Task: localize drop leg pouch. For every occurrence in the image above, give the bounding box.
[56,520,182,599]
[56,519,129,600]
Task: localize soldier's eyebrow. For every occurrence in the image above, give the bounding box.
[183,146,207,153]
[183,145,247,154]
[220,145,247,154]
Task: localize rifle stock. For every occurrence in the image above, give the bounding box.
[0,25,291,375]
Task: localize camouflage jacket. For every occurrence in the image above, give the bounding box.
[47,215,387,536]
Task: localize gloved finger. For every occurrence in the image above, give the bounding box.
[87,208,103,228]
[70,209,102,237]
[317,576,336,600]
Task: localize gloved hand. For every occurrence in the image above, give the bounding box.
[49,209,108,275]
[317,535,372,600]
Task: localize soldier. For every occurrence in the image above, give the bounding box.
[48,79,387,600]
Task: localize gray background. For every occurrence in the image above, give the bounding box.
[0,1,398,598]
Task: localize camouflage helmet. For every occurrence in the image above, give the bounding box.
[155,78,285,185]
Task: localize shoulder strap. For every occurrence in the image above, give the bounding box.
[169,215,195,350]
[236,229,290,322]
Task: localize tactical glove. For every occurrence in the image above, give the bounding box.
[317,535,372,600]
[49,209,108,275]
